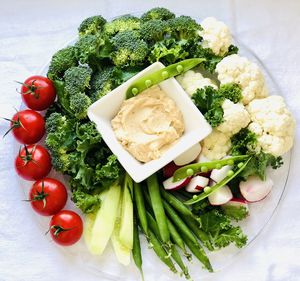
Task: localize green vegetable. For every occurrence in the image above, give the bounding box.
[147,174,171,247]
[126,58,205,99]
[222,204,249,221]
[89,182,121,255]
[168,15,201,40]
[134,182,148,236]
[104,15,141,36]
[47,46,78,81]
[132,213,144,279]
[185,157,252,205]
[173,155,249,181]
[111,30,148,68]
[141,7,175,22]
[199,209,247,249]
[78,15,106,36]
[71,190,102,214]
[140,20,169,44]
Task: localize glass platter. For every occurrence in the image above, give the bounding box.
[15,15,292,281]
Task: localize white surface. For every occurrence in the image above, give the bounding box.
[88,62,211,183]
[0,1,299,281]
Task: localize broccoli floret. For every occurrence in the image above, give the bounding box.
[104,15,141,36]
[76,121,102,152]
[89,67,117,101]
[75,34,107,65]
[141,7,175,22]
[218,83,242,103]
[64,66,92,95]
[69,93,91,119]
[47,46,78,80]
[140,19,169,44]
[78,15,107,36]
[148,38,190,65]
[111,31,148,68]
[168,15,201,40]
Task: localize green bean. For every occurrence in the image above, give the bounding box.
[173,155,250,181]
[147,174,170,246]
[134,181,148,236]
[132,214,144,281]
[163,200,198,245]
[182,217,214,251]
[184,157,252,205]
[147,229,177,273]
[182,234,213,272]
[167,218,191,261]
[146,212,190,279]
[161,189,195,219]
[126,58,205,99]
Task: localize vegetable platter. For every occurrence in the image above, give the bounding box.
[9,7,294,281]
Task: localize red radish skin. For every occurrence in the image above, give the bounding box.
[224,198,249,209]
[174,143,202,166]
[208,185,233,205]
[163,162,181,178]
[185,176,209,193]
[163,177,191,191]
[239,176,273,202]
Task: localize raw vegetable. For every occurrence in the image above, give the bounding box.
[208,185,233,205]
[15,144,52,181]
[126,58,205,98]
[133,181,148,236]
[29,178,67,216]
[5,110,45,144]
[163,177,191,191]
[132,213,144,279]
[88,182,121,255]
[49,210,83,246]
[185,175,209,192]
[173,143,202,166]
[222,198,249,221]
[163,162,181,178]
[19,76,56,111]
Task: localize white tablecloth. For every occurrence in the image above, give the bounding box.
[0,1,299,280]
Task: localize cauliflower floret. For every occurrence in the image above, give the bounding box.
[201,129,231,160]
[198,17,232,56]
[216,54,268,105]
[246,95,295,156]
[217,99,250,135]
[176,70,217,96]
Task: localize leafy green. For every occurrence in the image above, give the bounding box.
[222,204,249,221]
[218,83,242,103]
[72,190,102,213]
[231,128,258,155]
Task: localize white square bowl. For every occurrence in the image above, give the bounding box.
[87,62,212,183]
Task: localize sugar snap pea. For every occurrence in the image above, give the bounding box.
[126,58,205,99]
[132,213,144,281]
[185,157,252,205]
[173,155,249,181]
[134,181,148,236]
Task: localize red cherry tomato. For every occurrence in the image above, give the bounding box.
[49,210,83,246]
[5,110,45,144]
[21,75,56,111]
[29,178,67,216]
[15,144,52,181]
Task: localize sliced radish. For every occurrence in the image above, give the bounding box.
[185,176,209,193]
[239,175,273,202]
[174,143,202,166]
[223,198,249,210]
[163,177,191,191]
[163,162,181,178]
[210,165,232,183]
[208,185,233,205]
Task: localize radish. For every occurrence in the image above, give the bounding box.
[195,153,208,163]
[174,143,202,166]
[163,177,191,191]
[163,161,181,178]
[239,175,273,202]
[208,185,233,205]
[185,175,209,193]
[223,198,249,210]
[210,165,233,183]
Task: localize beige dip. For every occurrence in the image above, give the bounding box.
[111,85,185,163]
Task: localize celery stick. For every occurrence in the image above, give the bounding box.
[90,183,121,255]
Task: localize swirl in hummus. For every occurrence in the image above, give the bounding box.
[111,85,185,163]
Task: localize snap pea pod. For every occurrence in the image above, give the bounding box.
[147,174,171,247]
[132,213,144,281]
[167,218,192,261]
[146,212,190,279]
[182,216,214,251]
[147,229,177,273]
[160,189,195,219]
[163,200,198,246]
[134,182,148,236]
[126,58,206,99]
[185,157,252,205]
[173,155,249,182]
[182,233,213,272]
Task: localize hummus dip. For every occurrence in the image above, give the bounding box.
[111,85,185,163]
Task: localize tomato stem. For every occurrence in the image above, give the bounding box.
[15,80,42,99]
[2,113,26,138]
